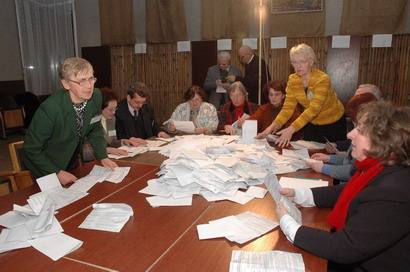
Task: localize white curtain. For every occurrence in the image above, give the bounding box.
[15,0,76,95]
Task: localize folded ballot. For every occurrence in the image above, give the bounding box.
[79,203,133,232]
[197,212,278,244]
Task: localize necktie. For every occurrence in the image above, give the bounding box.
[134,110,138,121]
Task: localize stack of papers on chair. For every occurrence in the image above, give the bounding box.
[229,250,305,272]
[196,212,278,244]
[79,203,133,232]
[0,195,83,260]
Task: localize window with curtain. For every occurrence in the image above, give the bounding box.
[15,0,76,95]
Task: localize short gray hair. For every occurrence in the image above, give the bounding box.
[218,51,231,60]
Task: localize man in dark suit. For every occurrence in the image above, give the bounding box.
[228,45,271,104]
[115,82,169,140]
[203,51,242,109]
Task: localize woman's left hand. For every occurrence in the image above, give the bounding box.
[158,131,170,138]
[275,126,295,147]
[101,158,118,169]
[224,125,236,135]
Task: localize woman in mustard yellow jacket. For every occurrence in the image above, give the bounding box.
[258,43,345,147]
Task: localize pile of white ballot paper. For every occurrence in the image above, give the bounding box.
[229,250,305,272]
[79,203,133,232]
[197,212,278,244]
[0,195,82,260]
[139,135,316,207]
[0,165,131,259]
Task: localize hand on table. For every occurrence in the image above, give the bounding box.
[224,125,236,135]
[311,153,330,162]
[274,126,295,148]
[128,137,147,146]
[101,158,118,169]
[107,147,128,156]
[194,127,207,135]
[158,131,170,138]
[57,170,77,185]
[305,159,324,173]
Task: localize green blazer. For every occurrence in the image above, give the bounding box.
[23,88,107,178]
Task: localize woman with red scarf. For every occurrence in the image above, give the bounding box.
[277,100,410,271]
[218,81,258,135]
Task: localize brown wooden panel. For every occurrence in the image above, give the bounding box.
[191,40,217,87]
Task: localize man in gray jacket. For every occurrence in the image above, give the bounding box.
[203,51,242,109]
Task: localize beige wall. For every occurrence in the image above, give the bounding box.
[1,0,410,81]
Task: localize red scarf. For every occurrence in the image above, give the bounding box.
[327,157,384,230]
[234,106,244,122]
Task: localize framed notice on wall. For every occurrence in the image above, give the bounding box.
[271,0,323,14]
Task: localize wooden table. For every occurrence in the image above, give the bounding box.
[0,152,332,272]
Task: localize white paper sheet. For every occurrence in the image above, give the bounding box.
[29,233,83,261]
[229,250,305,272]
[79,203,133,233]
[246,186,267,199]
[174,121,195,133]
[145,195,192,207]
[36,173,62,192]
[279,177,328,190]
[241,120,257,144]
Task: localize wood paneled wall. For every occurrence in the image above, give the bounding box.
[109,35,410,124]
[111,44,191,123]
[359,34,410,105]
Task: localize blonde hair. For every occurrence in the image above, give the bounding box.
[290,43,316,66]
[59,57,93,80]
[228,81,248,99]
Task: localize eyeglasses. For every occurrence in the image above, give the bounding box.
[67,77,97,87]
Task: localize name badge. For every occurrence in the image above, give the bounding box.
[306,90,314,100]
[108,130,116,137]
[90,115,102,124]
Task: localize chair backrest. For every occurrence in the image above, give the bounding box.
[8,141,33,190]
[9,140,25,171]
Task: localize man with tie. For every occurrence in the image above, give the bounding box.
[115,82,169,141]
[227,45,271,104]
[203,51,242,109]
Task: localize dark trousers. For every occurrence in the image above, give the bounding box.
[302,115,347,143]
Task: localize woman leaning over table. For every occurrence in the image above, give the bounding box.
[167,85,218,134]
[258,43,346,147]
[276,100,410,271]
[218,81,258,135]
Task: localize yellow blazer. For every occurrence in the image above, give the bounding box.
[274,68,344,131]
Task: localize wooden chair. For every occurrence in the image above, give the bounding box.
[0,141,34,193]
[0,106,26,138]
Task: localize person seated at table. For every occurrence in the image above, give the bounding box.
[238,80,300,136]
[306,92,378,182]
[115,82,169,140]
[277,100,410,271]
[23,57,117,185]
[95,88,149,156]
[325,84,383,153]
[167,85,218,134]
[257,43,346,147]
[203,51,242,109]
[218,81,258,135]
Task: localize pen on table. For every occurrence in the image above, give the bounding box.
[323,136,337,152]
